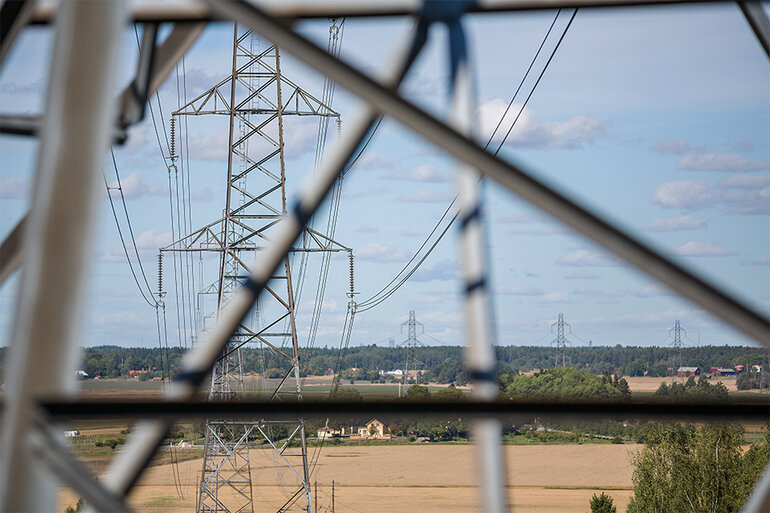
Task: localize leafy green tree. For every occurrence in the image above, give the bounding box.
[627,424,768,513]
[433,384,465,401]
[588,492,617,513]
[737,370,769,390]
[104,438,126,451]
[331,385,362,401]
[502,368,629,401]
[404,384,431,401]
[654,377,728,401]
[625,360,647,377]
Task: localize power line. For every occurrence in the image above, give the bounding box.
[495,9,578,155]
[104,152,156,308]
[485,9,562,150]
[354,10,577,314]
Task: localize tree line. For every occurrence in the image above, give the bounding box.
[0,344,762,384]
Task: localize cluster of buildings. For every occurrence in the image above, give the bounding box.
[316,419,391,440]
[675,364,761,377]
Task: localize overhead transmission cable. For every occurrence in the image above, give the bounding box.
[328,10,577,396]
[355,9,576,313]
[297,18,347,378]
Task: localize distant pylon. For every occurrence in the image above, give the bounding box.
[669,320,686,379]
[551,313,571,367]
[400,310,423,397]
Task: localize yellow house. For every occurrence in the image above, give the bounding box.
[316,426,345,439]
[354,419,389,439]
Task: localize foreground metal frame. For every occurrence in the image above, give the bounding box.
[0,1,768,512]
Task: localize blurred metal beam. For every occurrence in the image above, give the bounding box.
[742,462,770,513]
[0,0,126,509]
[0,215,25,285]
[212,0,770,345]
[27,0,728,24]
[37,398,770,422]
[739,1,770,59]
[29,422,132,513]
[447,13,507,513]
[0,0,35,67]
[119,22,206,127]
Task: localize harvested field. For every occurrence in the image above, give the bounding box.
[60,444,640,513]
[624,375,738,392]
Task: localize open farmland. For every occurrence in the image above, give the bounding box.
[623,375,739,393]
[60,444,639,513]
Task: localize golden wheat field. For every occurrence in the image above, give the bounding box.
[60,444,640,513]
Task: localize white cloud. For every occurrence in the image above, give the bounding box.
[672,241,736,257]
[497,210,547,224]
[100,230,171,262]
[643,215,708,232]
[588,309,693,327]
[343,186,390,200]
[539,291,572,303]
[652,138,770,172]
[557,249,620,267]
[572,284,670,298]
[564,270,600,280]
[354,151,395,169]
[652,180,715,209]
[123,124,148,153]
[478,98,609,150]
[133,229,172,249]
[357,242,408,263]
[109,171,167,199]
[385,163,448,183]
[750,257,770,266]
[188,128,229,160]
[0,176,29,199]
[718,186,770,215]
[355,225,380,234]
[191,186,215,202]
[677,152,770,172]
[717,174,770,189]
[495,284,543,296]
[399,190,453,203]
[653,176,770,214]
[283,118,323,155]
[92,311,143,326]
[651,138,692,155]
[412,259,457,282]
[0,79,43,95]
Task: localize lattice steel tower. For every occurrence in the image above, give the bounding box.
[166,24,345,513]
[551,313,570,368]
[400,310,423,397]
[669,320,686,379]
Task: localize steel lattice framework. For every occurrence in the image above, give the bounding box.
[0,2,768,513]
[165,24,342,513]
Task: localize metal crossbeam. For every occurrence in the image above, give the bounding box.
[28,0,729,24]
[36,398,770,422]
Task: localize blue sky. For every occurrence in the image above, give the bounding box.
[0,4,768,351]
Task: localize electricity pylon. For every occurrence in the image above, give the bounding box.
[669,320,686,380]
[551,313,571,367]
[165,24,345,513]
[399,310,424,397]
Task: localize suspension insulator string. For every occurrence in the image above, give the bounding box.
[348,251,355,298]
[157,252,164,298]
[169,116,177,161]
